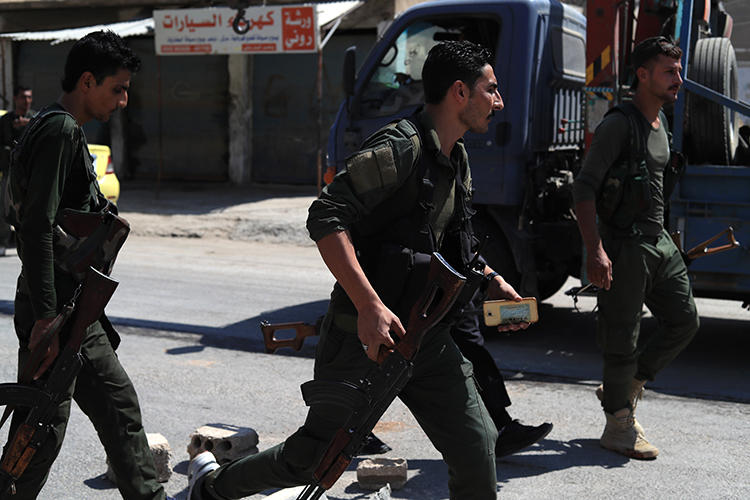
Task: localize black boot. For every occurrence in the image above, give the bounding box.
[359,432,392,455]
[495,420,553,458]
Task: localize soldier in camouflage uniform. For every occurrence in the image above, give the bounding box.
[0,31,169,500]
[574,37,699,460]
[188,41,529,500]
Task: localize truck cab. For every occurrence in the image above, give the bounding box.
[327,0,587,300]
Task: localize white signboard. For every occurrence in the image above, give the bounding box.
[153,6,318,55]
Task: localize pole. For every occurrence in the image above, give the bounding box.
[316,46,323,196]
[156,55,164,199]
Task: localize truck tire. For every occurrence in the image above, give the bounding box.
[472,211,567,301]
[687,37,739,165]
[535,261,570,301]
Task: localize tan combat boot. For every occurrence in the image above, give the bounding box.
[600,407,659,460]
[596,378,646,436]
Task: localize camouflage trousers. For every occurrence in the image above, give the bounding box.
[1,290,166,500]
[201,312,499,500]
[597,229,700,413]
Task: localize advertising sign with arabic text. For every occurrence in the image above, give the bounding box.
[153,6,318,55]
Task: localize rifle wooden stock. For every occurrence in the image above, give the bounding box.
[260,321,318,353]
[1,423,35,479]
[300,253,465,500]
[685,226,740,260]
[671,227,741,265]
[0,267,118,490]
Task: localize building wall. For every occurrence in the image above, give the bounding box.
[250,31,376,185]
[14,37,230,182]
[126,37,229,181]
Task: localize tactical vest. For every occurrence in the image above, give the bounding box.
[351,113,476,320]
[4,106,130,281]
[596,103,684,233]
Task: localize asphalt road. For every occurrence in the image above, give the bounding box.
[0,236,749,499]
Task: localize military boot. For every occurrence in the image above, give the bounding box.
[600,407,659,460]
[596,378,646,436]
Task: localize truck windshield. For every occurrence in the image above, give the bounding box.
[360,17,500,118]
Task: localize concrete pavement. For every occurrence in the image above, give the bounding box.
[117,181,318,245]
[0,183,748,499]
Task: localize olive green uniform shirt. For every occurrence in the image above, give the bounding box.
[573,105,670,237]
[15,104,97,320]
[306,110,471,314]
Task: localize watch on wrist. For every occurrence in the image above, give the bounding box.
[486,271,500,282]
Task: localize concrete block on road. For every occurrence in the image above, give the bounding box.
[357,458,407,490]
[106,432,172,483]
[187,423,259,465]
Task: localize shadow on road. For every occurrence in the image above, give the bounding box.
[115,299,329,359]
[484,302,750,403]
[497,438,628,483]
[83,473,117,491]
[2,295,747,403]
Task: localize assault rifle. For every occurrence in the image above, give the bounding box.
[566,226,741,310]
[0,267,118,495]
[671,226,740,266]
[295,252,466,500]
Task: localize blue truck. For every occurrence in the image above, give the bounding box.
[326,0,750,306]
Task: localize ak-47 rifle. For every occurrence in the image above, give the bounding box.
[295,252,466,500]
[671,226,740,265]
[0,267,118,495]
[567,226,742,310]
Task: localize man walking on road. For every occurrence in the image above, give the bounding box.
[451,295,552,458]
[0,31,170,499]
[188,40,530,499]
[573,36,699,460]
[0,85,35,256]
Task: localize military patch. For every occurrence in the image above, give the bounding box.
[346,144,397,195]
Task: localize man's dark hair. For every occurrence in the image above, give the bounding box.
[61,30,141,92]
[13,85,31,96]
[631,36,682,90]
[422,41,494,104]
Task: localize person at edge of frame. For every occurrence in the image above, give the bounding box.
[451,293,553,458]
[572,36,699,460]
[186,40,532,500]
[369,297,555,460]
[0,31,173,500]
[0,85,35,256]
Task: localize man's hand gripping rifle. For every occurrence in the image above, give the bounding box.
[295,252,466,500]
[0,267,118,495]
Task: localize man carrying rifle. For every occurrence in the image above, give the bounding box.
[189,41,528,500]
[0,31,168,499]
[573,37,699,460]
